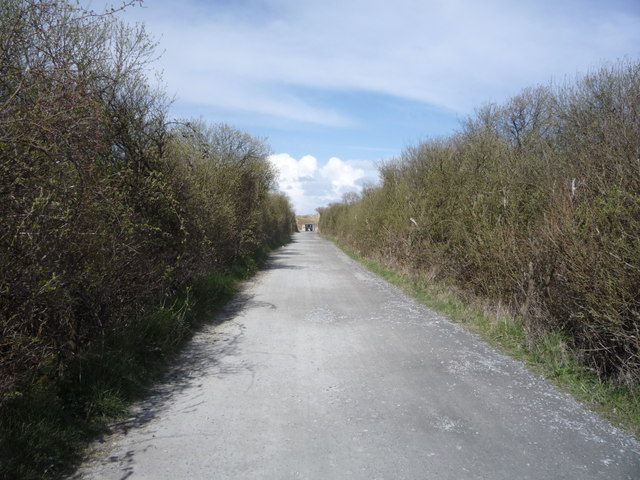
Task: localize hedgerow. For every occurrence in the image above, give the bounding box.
[320,60,640,386]
[0,2,295,477]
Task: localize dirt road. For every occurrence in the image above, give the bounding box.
[74,233,640,479]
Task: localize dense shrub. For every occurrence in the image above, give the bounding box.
[0,0,295,406]
[320,60,640,385]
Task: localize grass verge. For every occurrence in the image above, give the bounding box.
[332,239,640,439]
[0,249,270,480]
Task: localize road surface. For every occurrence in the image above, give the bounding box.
[74,233,640,479]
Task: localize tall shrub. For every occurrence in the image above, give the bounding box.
[320,60,640,384]
[0,0,295,405]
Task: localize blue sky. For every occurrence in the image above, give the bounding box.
[116,0,640,214]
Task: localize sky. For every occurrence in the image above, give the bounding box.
[114,0,640,214]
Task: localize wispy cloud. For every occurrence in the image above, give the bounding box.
[127,0,640,124]
[120,0,640,212]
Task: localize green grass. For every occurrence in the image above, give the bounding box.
[0,249,269,480]
[333,239,640,439]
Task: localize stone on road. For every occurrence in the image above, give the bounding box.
[74,233,640,479]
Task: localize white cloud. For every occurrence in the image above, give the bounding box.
[268,153,375,214]
[320,157,365,193]
[268,153,317,209]
[270,153,317,183]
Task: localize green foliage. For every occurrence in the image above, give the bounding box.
[0,259,261,480]
[320,60,640,387]
[0,1,296,478]
[0,383,83,480]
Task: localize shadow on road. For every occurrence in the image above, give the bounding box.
[264,262,303,270]
[75,246,296,478]
[96,290,259,440]
[264,249,303,270]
